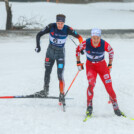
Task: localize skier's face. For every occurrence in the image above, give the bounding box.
[56,22,64,30]
[91,36,101,47]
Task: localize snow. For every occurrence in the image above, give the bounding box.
[0,35,134,134]
[0,2,134,30]
[0,1,134,134]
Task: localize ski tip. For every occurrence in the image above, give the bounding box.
[83,115,92,122]
[129,117,134,120]
[0,96,14,99]
[123,115,134,120]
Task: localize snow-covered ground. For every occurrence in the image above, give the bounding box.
[0,1,134,134]
[0,2,134,30]
[0,35,134,134]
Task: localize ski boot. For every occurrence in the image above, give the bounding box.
[59,93,66,112]
[59,93,66,106]
[110,98,126,117]
[83,106,93,121]
[114,109,125,117]
[34,86,49,98]
[86,106,93,116]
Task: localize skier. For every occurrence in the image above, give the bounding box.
[34,14,83,105]
[76,28,125,117]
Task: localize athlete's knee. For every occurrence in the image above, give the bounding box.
[58,73,64,81]
[57,63,64,80]
[88,80,96,87]
[87,84,94,91]
[45,61,51,68]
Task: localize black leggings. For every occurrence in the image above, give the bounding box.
[44,45,65,88]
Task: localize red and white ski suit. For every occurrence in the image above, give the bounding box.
[76,38,118,109]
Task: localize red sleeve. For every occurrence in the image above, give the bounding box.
[104,41,114,60]
[76,41,86,56]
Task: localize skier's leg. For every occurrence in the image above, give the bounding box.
[34,57,55,97]
[98,61,125,116]
[86,60,97,115]
[98,61,117,105]
[44,57,55,94]
[56,57,65,104]
[34,46,55,97]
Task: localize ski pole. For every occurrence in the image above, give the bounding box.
[64,71,80,97]
[70,37,78,46]
[69,37,84,54]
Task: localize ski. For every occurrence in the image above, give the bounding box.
[115,111,134,121]
[121,115,134,120]
[83,114,92,122]
[58,102,66,112]
[62,103,66,112]
[83,114,134,122]
[0,95,58,99]
[0,95,73,100]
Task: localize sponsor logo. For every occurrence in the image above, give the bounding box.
[105,79,111,83]
[87,50,90,54]
[58,64,63,69]
[74,31,77,34]
[45,58,49,62]
[53,38,58,43]
[104,74,109,79]
[58,58,63,61]
[55,34,66,37]
[45,62,50,66]
[51,32,54,35]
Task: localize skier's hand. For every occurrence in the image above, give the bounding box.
[80,50,84,55]
[35,46,41,53]
[77,61,84,71]
[108,64,112,72]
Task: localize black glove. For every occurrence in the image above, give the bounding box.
[108,64,112,72]
[80,50,84,55]
[35,46,41,53]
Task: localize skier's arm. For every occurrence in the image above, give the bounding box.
[105,41,114,71]
[76,41,86,71]
[67,27,83,44]
[35,23,53,52]
[76,40,86,58]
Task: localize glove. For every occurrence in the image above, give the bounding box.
[108,64,112,72]
[35,46,41,53]
[77,61,84,71]
[80,50,84,55]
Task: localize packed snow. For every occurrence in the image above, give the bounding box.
[0,35,134,134]
[0,2,134,30]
